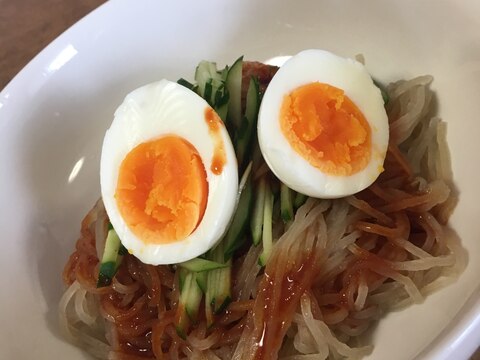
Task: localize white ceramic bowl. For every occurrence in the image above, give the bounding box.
[1,0,479,359]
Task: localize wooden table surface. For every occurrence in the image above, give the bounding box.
[0,0,478,358]
[0,0,106,89]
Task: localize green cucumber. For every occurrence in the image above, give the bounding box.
[113,244,128,273]
[245,77,261,120]
[177,78,196,91]
[178,267,188,293]
[205,242,231,327]
[205,272,214,327]
[213,260,232,314]
[97,228,122,288]
[251,176,266,246]
[214,84,229,119]
[206,266,231,316]
[220,65,229,81]
[193,60,230,121]
[196,271,208,293]
[235,77,261,170]
[204,79,213,104]
[201,167,251,321]
[195,61,220,97]
[118,244,128,256]
[215,92,229,122]
[259,183,274,266]
[184,273,203,322]
[175,305,189,340]
[113,254,124,272]
[294,192,308,210]
[223,162,254,260]
[175,271,203,338]
[225,56,243,131]
[238,162,253,196]
[178,258,228,273]
[280,183,294,223]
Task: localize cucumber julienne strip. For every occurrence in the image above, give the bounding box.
[204,80,213,104]
[215,100,229,122]
[195,271,208,293]
[178,258,228,272]
[175,305,189,340]
[220,65,229,81]
[204,163,253,326]
[214,84,226,105]
[172,57,248,332]
[173,57,294,332]
[238,161,253,195]
[225,56,243,131]
[193,61,230,122]
[294,192,308,210]
[223,162,254,260]
[213,260,232,314]
[205,242,231,327]
[251,176,266,246]
[178,267,188,293]
[195,61,220,96]
[259,182,274,266]
[177,78,196,91]
[204,269,214,327]
[183,273,203,322]
[280,183,294,222]
[114,254,124,273]
[118,244,128,256]
[97,228,122,288]
[183,161,253,270]
[175,270,203,339]
[235,77,260,170]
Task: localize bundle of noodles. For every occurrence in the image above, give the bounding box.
[60,65,464,360]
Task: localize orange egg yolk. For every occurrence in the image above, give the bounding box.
[115,135,208,244]
[280,82,371,176]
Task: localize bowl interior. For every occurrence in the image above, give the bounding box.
[1,1,480,359]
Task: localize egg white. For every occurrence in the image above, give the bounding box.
[258,49,389,198]
[101,80,238,265]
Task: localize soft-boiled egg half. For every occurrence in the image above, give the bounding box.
[258,49,389,198]
[101,80,238,265]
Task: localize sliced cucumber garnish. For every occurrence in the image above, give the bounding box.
[178,258,228,273]
[97,227,123,288]
[259,183,274,266]
[225,56,243,131]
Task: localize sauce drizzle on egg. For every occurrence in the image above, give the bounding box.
[204,107,227,175]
